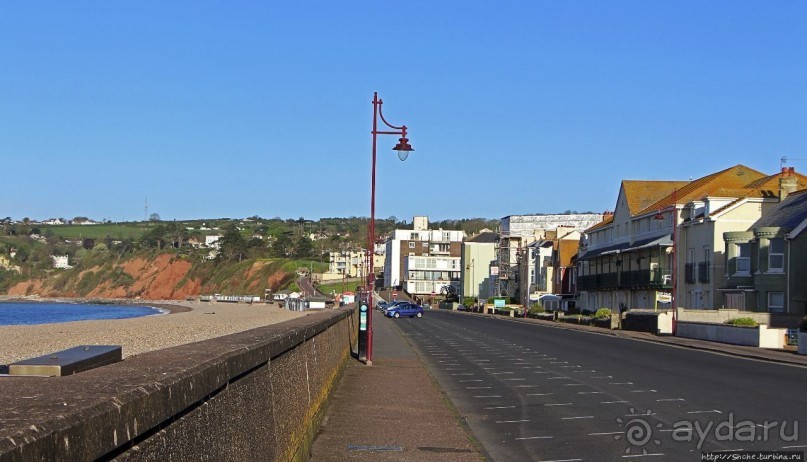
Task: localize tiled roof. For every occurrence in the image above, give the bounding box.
[622,181,689,215]
[584,214,614,232]
[752,189,807,230]
[636,165,768,216]
[466,232,498,243]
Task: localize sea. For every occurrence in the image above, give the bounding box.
[0,302,165,326]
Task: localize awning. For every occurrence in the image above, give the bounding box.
[578,234,672,261]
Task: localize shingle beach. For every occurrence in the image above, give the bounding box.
[0,299,307,368]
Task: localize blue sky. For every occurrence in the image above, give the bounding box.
[1,2,805,222]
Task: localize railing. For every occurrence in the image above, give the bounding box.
[579,268,671,290]
[685,263,696,284]
[698,262,710,283]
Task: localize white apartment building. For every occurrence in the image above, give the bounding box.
[383,216,465,295]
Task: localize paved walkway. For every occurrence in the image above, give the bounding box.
[308,309,806,461]
[308,310,484,462]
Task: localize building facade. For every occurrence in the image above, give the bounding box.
[460,232,498,303]
[383,216,465,296]
[497,214,603,302]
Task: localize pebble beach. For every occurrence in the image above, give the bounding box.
[0,299,307,369]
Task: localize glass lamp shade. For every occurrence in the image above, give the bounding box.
[393,137,414,161]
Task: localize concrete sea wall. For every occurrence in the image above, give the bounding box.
[0,307,357,462]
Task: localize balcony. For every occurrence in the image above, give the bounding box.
[578,268,671,291]
[578,272,618,290]
[698,262,710,283]
[621,268,671,289]
[684,263,696,284]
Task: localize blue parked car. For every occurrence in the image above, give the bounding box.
[385,302,424,318]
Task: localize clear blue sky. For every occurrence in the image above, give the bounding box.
[2,2,805,222]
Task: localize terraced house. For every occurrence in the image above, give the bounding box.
[577,164,807,313]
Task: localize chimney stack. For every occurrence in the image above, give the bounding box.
[779,167,798,201]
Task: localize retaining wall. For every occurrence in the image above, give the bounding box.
[676,321,786,349]
[0,307,357,462]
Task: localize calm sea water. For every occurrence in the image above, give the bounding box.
[0,302,165,326]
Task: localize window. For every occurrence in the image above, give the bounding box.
[408,242,415,249]
[410,233,418,240]
[736,243,750,274]
[769,238,784,272]
[768,292,784,313]
[422,242,428,247]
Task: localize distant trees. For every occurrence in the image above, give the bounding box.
[218,224,247,262]
[149,213,161,222]
[293,236,313,259]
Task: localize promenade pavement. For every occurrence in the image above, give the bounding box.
[308,308,806,462]
[308,309,485,462]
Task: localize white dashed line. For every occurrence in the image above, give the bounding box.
[459,379,483,383]
[630,390,657,393]
[578,391,603,395]
[562,416,594,420]
[496,419,531,424]
[589,431,625,436]
[686,410,722,414]
[527,393,554,396]
[465,386,491,390]
[484,405,515,410]
[609,382,633,385]
[656,398,685,402]
[601,400,628,404]
[515,436,554,440]
[561,384,585,387]
[515,385,540,388]
[452,373,474,376]
[474,395,502,398]
[544,403,573,406]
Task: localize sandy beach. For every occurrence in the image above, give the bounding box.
[0,299,307,369]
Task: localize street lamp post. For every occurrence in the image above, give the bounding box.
[654,189,678,334]
[363,92,413,366]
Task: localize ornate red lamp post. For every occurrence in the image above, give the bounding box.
[362,92,413,366]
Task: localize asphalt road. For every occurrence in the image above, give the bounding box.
[392,310,807,462]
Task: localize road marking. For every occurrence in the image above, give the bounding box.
[527,393,554,396]
[515,436,554,440]
[537,459,582,462]
[590,376,613,379]
[686,410,722,414]
[493,372,515,375]
[561,365,581,368]
[626,412,656,417]
[459,379,483,382]
[473,359,491,362]
[544,402,573,406]
[465,386,491,389]
[609,382,633,385]
[534,371,553,374]
[562,384,585,387]
[578,391,603,395]
[452,373,474,376]
[589,431,625,436]
[496,419,531,423]
[562,416,594,420]
[503,378,526,381]
[484,405,515,409]
[474,395,502,398]
[629,390,657,393]
[601,400,628,404]
[621,454,664,459]
[573,370,597,373]
[547,376,574,380]
[515,385,540,388]
[782,445,807,449]
[550,361,568,364]
[656,398,685,402]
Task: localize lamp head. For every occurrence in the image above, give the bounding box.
[393,137,414,161]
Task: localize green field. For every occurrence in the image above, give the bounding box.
[41,223,152,240]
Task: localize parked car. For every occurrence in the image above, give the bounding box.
[385,302,424,318]
[381,300,407,313]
